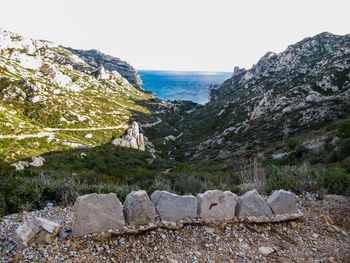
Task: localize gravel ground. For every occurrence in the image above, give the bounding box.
[1,193,349,263]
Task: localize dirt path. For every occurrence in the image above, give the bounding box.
[0,125,128,139]
[141,117,162,128]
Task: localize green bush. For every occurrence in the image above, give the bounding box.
[288,139,302,150]
[324,166,350,195]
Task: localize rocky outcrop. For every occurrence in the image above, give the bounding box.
[197,190,237,221]
[112,122,145,151]
[236,189,273,218]
[12,217,62,249]
[65,48,142,85]
[123,190,156,226]
[150,191,198,221]
[266,189,298,214]
[10,156,45,170]
[72,193,124,237]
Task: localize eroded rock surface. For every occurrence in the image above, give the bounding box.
[72,193,124,237]
[112,122,145,151]
[150,191,197,221]
[267,189,298,214]
[236,189,273,217]
[12,216,62,249]
[197,190,238,221]
[124,190,156,226]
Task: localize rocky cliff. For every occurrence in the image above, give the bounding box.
[65,48,142,85]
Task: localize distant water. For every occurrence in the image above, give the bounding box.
[138,70,232,104]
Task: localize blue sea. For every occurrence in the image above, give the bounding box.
[138,70,232,104]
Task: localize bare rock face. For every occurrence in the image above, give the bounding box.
[197,190,238,221]
[72,193,124,237]
[12,217,62,249]
[112,122,145,151]
[150,191,198,221]
[236,189,273,218]
[123,190,156,226]
[266,189,298,214]
[10,161,30,171]
[65,48,142,85]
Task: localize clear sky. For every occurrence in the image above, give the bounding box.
[0,0,349,72]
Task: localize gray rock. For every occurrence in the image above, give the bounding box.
[12,216,62,249]
[236,189,273,218]
[197,190,238,221]
[266,189,298,214]
[72,193,124,237]
[150,190,198,221]
[112,121,146,151]
[123,190,156,225]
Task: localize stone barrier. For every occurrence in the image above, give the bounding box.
[13,188,302,248]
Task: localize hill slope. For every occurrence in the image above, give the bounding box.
[0,28,152,162]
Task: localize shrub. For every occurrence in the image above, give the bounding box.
[288,139,302,150]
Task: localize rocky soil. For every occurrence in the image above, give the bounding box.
[1,193,349,263]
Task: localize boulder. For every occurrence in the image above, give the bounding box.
[197,190,238,221]
[150,191,197,221]
[72,193,124,237]
[112,121,146,151]
[123,190,156,225]
[29,156,45,167]
[266,189,298,214]
[10,161,29,171]
[12,217,62,249]
[235,189,273,218]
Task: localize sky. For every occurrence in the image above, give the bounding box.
[0,0,349,72]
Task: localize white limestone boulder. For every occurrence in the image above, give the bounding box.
[12,217,62,249]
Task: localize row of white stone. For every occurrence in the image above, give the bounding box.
[72,189,299,237]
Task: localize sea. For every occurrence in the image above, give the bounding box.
[138,70,232,104]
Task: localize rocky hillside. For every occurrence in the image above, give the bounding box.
[144,32,350,161]
[0,28,152,162]
[65,48,142,85]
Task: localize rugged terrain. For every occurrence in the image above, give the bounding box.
[0,28,153,162]
[0,193,349,262]
[140,32,350,162]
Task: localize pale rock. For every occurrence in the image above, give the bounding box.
[150,190,198,221]
[112,121,146,151]
[259,246,275,256]
[236,189,273,217]
[266,189,298,214]
[10,161,30,171]
[84,133,93,139]
[197,190,238,221]
[29,156,45,167]
[72,193,125,237]
[12,216,62,249]
[123,190,156,225]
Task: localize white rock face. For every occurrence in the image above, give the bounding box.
[12,216,62,249]
[266,189,298,214]
[112,121,146,151]
[123,190,156,225]
[235,189,273,218]
[197,190,238,221]
[72,193,125,237]
[150,191,198,221]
